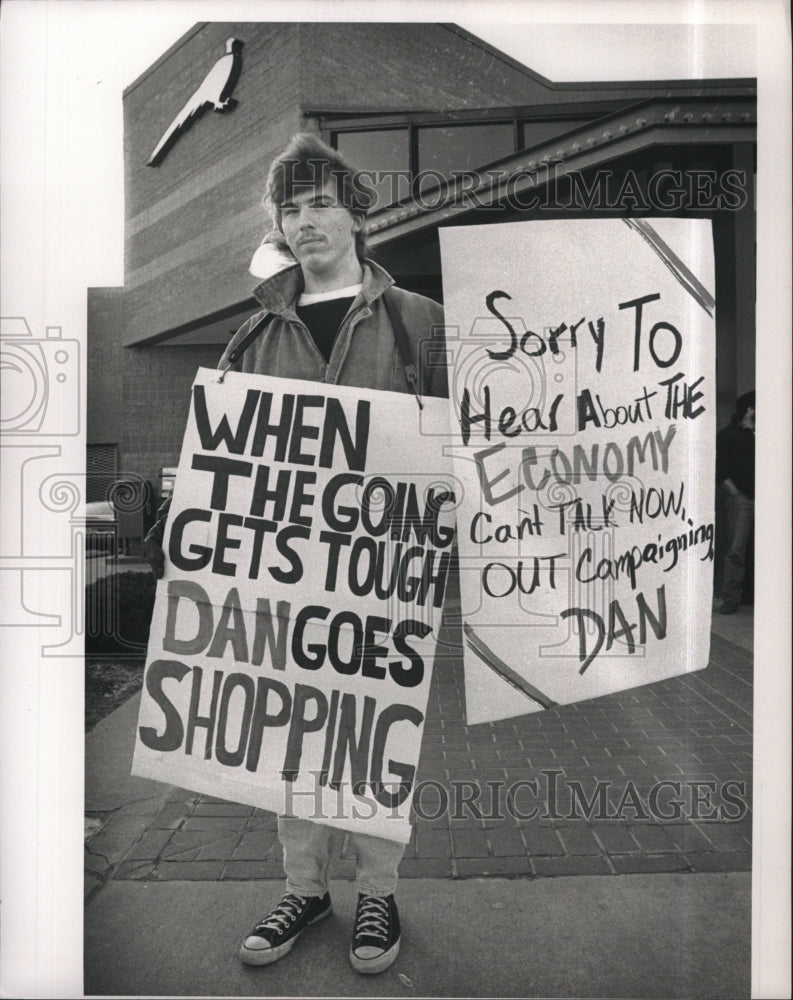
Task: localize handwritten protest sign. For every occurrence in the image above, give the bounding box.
[132,370,456,842]
[439,219,715,724]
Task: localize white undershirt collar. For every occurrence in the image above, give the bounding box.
[298,284,362,306]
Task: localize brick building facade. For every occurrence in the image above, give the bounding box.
[87,22,756,531]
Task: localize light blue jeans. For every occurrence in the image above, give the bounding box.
[279,816,405,898]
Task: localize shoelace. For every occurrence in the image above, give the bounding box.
[354,896,390,942]
[254,893,307,933]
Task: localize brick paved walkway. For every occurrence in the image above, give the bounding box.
[99,626,752,884]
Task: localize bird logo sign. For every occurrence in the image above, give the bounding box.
[147,37,244,167]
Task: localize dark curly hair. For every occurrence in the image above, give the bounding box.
[733,390,756,423]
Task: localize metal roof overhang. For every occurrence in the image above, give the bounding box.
[366,94,756,247]
[124,298,259,348]
[137,93,754,346]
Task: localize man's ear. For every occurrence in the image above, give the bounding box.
[351,213,365,233]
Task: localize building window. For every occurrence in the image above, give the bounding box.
[335,128,411,211]
[417,123,514,177]
[327,109,624,209]
[331,117,602,208]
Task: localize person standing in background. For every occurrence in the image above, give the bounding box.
[715,390,755,614]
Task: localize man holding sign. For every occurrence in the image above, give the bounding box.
[144,133,448,974]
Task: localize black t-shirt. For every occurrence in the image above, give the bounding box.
[715,423,755,498]
[295,297,355,364]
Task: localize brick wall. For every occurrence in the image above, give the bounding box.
[299,23,550,110]
[91,20,555,482]
[88,288,234,492]
[89,22,755,489]
[122,23,304,344]
[89,22,308,483]
[87,288,126,450]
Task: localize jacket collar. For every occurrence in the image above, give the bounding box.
[251,259,394,314]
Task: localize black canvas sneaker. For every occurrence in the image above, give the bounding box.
[349,893,401,974]
[239,891,332,965]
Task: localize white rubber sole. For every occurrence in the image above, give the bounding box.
[239,903,331,966]
[349,937,401,975]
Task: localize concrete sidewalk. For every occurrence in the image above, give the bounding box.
[84,872,750,997]
[84,608,754,996]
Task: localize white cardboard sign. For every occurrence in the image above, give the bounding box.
[132,369,456,843]
[439,219,716,724]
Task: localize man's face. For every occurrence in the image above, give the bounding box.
[279,181,362,279]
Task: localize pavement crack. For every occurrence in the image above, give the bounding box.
[85,844,112,865]
[162,831,239,861]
